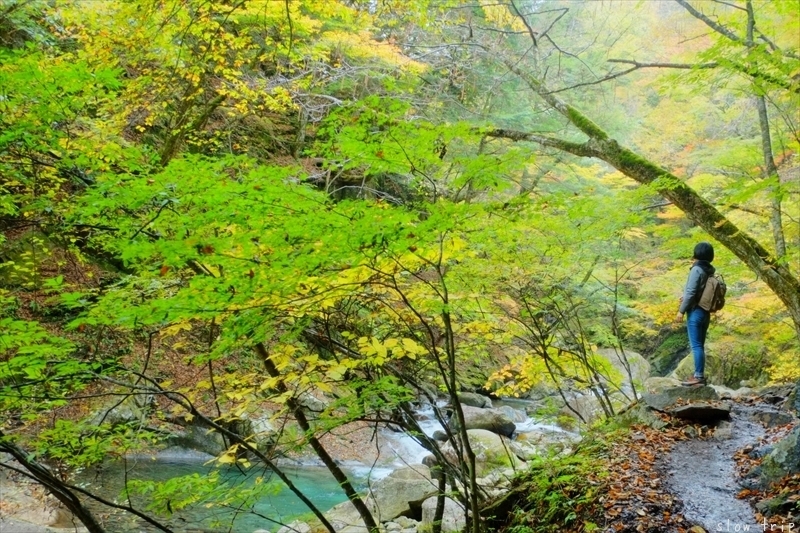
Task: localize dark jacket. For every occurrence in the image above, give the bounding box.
[679,260,715,314]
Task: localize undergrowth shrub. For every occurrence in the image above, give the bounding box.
[505,434,613,533]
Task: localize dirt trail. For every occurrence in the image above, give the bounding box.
[663,403,765,532]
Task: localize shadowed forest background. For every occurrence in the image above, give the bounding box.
[1,1,798,533]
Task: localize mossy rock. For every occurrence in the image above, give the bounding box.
[671,353,724,385]
[648,330,689,376]
[760,426,800,487]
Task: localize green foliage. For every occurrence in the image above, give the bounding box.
[311,95,525,199]
[508,437,612,533]
[0,0,54,47]
[0,291,85,413]
[1,1,798,531]
[36,420,150,468]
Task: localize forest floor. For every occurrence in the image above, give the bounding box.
[589,395,798,533]
[2,393,798,533]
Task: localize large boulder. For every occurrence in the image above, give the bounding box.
[276,522,311,533]
[440,429,526,477]
[166,415,258,456]
[648,330,689,376]
[420,497,466,533]
[449,405,516,437]
[457,392,492,409]
[494,405,528,423]
[167,423,227,456]
[671,353,724,385]
[596,348,650,386]
[642,386,719,412]
[643,377,682,394]
[323,467,436,530]
[760,425,800,486]
[241,413,276,451]
[324,501,367,533]
[88,394,153,427]
[367,466,436,521]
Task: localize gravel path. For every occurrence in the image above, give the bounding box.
[664,404,765,532]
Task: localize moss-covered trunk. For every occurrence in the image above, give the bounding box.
[487,65,800,337]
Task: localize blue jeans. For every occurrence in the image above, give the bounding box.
[686,306,710,378]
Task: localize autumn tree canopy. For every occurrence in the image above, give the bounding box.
[1,1,798,532]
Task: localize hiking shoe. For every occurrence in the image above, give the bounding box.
[681,376,706,387]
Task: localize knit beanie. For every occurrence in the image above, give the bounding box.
[693,242,714,262]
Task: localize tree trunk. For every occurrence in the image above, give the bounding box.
[755,93,787,262]
[0,435,107,533]
[254,343,380,533]
[485,124,800,336]
[488,58,800,337]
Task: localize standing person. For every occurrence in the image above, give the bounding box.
[675,242,715,386]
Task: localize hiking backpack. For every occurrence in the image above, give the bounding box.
[699,273,727,313]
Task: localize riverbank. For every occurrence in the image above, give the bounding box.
[3,384,798,533]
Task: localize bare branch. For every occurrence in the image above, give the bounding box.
[709,0,747,12]
[603,59,800,94]
[509,0,538,46]
[537,7,569,40]
[546,66,639,94]
[674,0,743,43]
[676,0,800,61]
[607,59,718,70]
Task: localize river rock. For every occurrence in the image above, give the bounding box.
[440,429,525,477]
[432,430,449,442]
[0,518,84,533]
[557,393,604,425]
[494,405,528,423]
[507,439,539,461]
[324,501,367,533]
[0,466,84,532]
[449,405,516,437]
[457,392,492,409]
[367,466,436,521]
[642,386,719,412]
[420,496,466,533]
[392,516,419,530]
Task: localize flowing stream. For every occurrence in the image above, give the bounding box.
[76,452,372,533]
[76,400,572,533]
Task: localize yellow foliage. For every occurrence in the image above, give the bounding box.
[768,349,800,383]
[320,31,427,73]
[656,205,685,221]
[216,444,240,465]
[161,321,193,338]
[479,0,527,32]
